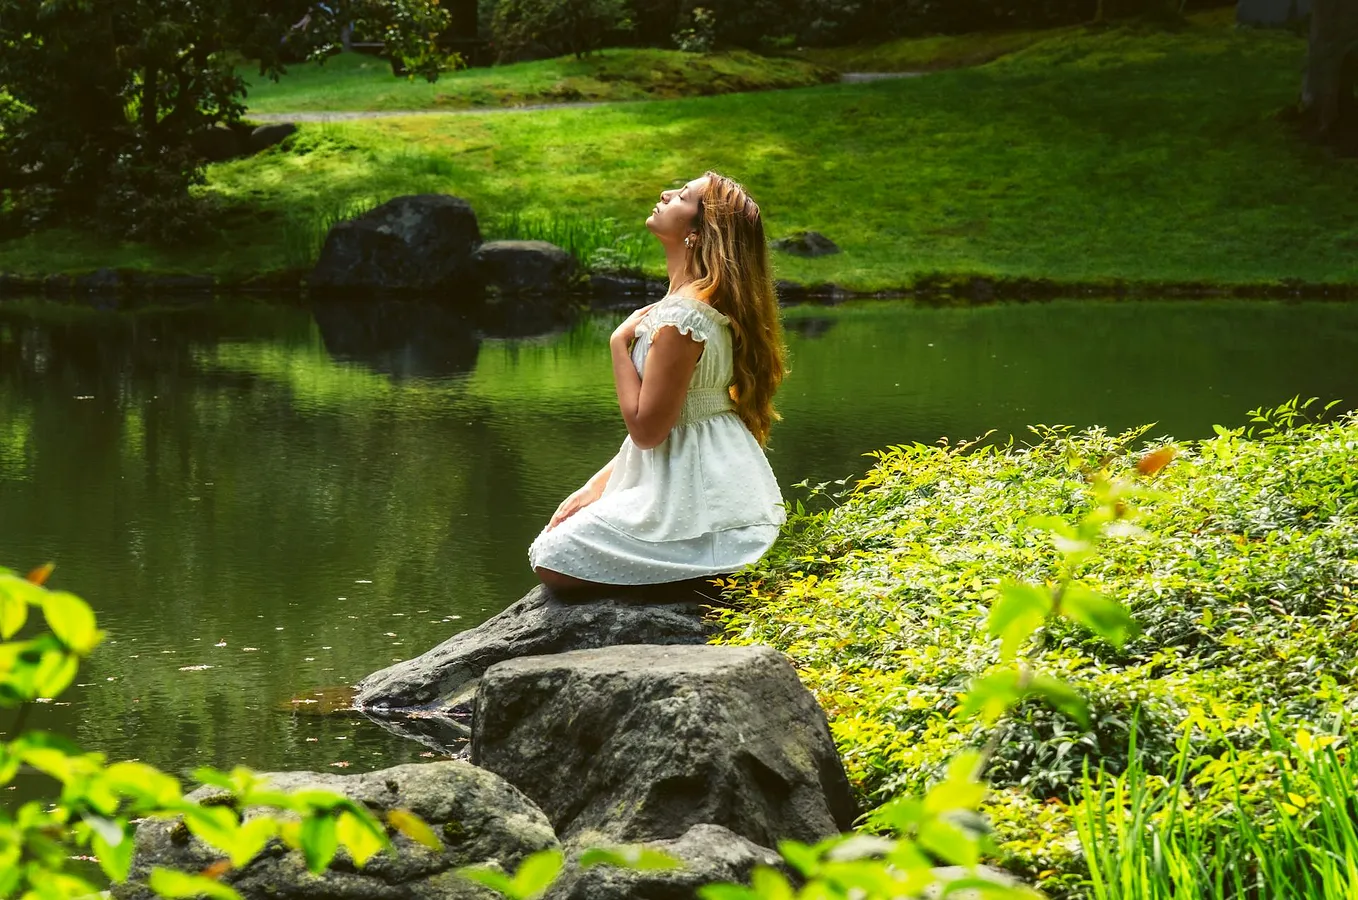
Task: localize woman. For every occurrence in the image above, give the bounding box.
[528,171,788,591]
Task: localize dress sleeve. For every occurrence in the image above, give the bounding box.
[644,304,713,346]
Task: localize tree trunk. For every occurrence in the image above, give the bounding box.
[1301,0,1358,152]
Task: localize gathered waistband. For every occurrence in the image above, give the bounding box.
[677,387,736,425]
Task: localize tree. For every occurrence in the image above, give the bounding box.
[0,0,450,242]
[1300,0,1358,153]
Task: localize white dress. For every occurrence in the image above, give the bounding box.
[528,295,786,584]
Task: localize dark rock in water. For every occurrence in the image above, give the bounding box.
[144,274,216,294]
[249,122,298,154]
[112,761,557,900]
[588,273,667,308]
[312,298,481,378]
[771,231,841,258]
[310,194,483,297]
[545,824,783,900]
[784,316,837,339]
[471,644,858,847]
[361,708,472,755]
[354,584,720,711]
[75,268,122,293]
[473,240,578,295]
[1237,0,1310,26]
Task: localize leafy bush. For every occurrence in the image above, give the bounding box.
[673,7,719,52]
[0,566,438,899]
[714,400,1358,889]
[487,0,634,62]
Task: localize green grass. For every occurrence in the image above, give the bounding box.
[796,26,1077,72]
[3,17,1353,290]
[241,48,834,113]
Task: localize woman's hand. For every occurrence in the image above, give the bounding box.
[547,480,605,530]
[610,303,655,348]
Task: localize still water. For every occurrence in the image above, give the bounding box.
[1,295,1356,782]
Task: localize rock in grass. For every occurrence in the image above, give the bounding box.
[473,240,578,295]
[471,644,859,847]
[310,194,483,297]
[249,122,298,154]
[771,231,841,257]
[111,761,558,900]
[544,824,784,900]
[354,584,720,711]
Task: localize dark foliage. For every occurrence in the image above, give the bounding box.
[0,0,449,243]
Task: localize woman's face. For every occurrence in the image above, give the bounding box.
[646,176,708,243]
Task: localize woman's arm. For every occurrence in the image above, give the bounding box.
[610,325,704,450]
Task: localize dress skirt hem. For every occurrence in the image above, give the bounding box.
[528,507,780,586]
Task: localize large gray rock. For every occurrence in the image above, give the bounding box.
[471,644,858,848]
[354,585,719,711]
[111,761,557,900]
[249,122,298,154]
[545,825,783,900]
[473,240,578,294]
[310,194,483,295]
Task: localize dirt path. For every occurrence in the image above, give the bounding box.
[248,72,924,123]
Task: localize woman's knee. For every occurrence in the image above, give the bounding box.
[534,567,593,593]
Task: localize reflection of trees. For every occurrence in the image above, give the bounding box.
[2,298,1356,775]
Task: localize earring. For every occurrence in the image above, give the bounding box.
[684,236,693,249]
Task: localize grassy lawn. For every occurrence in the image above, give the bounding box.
[3,16,1352,291]
[241,48,834,113]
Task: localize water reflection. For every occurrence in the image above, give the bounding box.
[0,295,1355,783]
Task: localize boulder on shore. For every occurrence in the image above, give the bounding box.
[111,761,558,900]
[471,644,859,848]
[771,231,841,257]
[310,194,483,297]
[353,584,721,712]
[544,824,784,900]
[473,239,578,295]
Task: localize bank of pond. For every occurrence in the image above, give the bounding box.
[1,294,1357,896]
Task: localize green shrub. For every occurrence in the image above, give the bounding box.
[487,0,634,62]
[714,400,1358,889]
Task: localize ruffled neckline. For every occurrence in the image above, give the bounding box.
[659,293,731,325]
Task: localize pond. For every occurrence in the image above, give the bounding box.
[1,295,1356,785]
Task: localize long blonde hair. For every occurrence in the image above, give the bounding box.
[683,171,788,446]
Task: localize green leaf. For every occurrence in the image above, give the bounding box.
[31,645,79,699]
[148,868,242,900]
[1029,674,1091,729]
[300,814,339,874]
[228,817,278,868]
[0,579,28,638]
[91,820,136,883]
[388,808,441,851]
[748,866,796,900]
[774,839,821,877]
[336,810,386,868]
[924,752,986,814]
[40,590,101,654]
[917,817,980,868]
[579,845,683,871]
[987,581,1053,660]
[1060,583,1138,647]
[104,760,183,807]
[184,805,240,854]
[955,669,1023,725]
[457,865,519,898]
[510,848,564,898]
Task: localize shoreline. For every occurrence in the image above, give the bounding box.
[2,268,1356,305]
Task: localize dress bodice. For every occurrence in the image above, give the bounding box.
[631,295,735,426]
